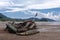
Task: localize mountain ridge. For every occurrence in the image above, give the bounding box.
[25,17,55,22]
[0,13,55,21]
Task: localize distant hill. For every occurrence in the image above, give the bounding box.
[0,13,8,18]
[39,18,55,22]
[0,13,55,21]
[0,13,16,21]
[0,13,24,21]
[0,13,9,21]
[25,18,55,22]
[25,18,40,21]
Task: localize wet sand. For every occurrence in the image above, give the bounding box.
[0,21,60,40]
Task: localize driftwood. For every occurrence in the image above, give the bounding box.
[5,20,39,35]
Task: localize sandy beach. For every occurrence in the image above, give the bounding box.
[0,21,60,40]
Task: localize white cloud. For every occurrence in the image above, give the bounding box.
[5,8,28,12]
[0,0,60,12]
[41,13,60,21]
[27,1,60,9]
[0,2,10,9]
[26,10,60,21]
[10,0,60,9]
[0,0,60,9]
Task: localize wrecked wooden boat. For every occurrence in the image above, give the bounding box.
[5,20,39,35]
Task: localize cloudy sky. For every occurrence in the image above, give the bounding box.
[0,0,60,21]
